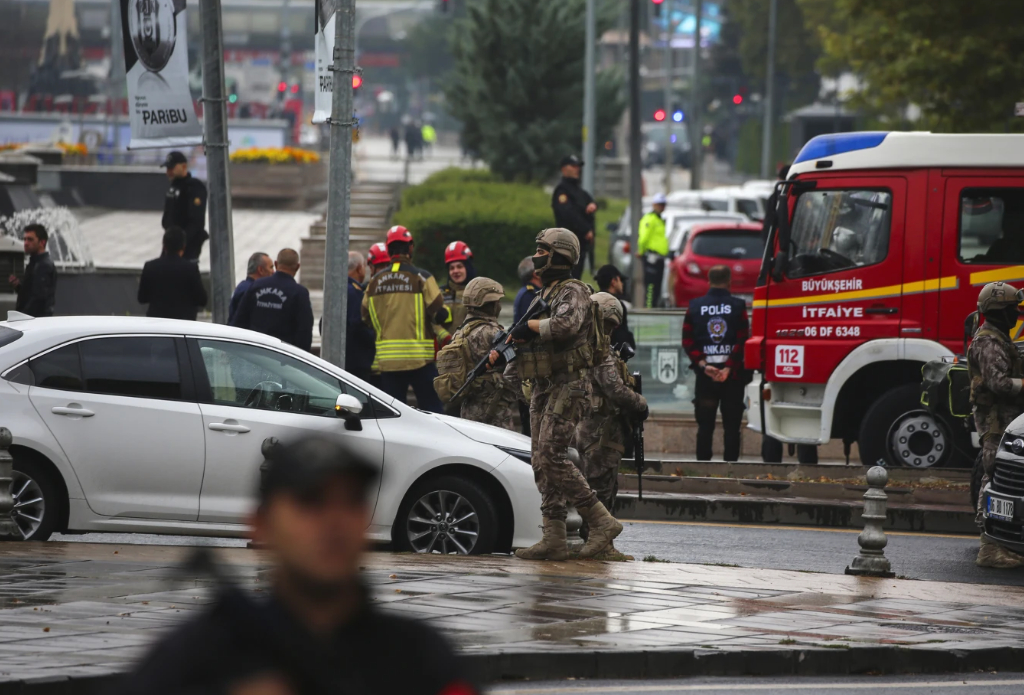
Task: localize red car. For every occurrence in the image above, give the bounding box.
[670,222,764,307]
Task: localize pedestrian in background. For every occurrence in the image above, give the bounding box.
[10,223,56,317]
[229,252,274,324]
[594,264,636,351]
[161,151,209,262]
[638,193,668,308]
[138,227,208,321]
[389,126,401,159]
[513,256,541,325]
[344,251,378,387]
[551,155,597,279]
[112,437,477,695]
[683,265,749,462]
[233,248,314,352]
[421,122,437,156]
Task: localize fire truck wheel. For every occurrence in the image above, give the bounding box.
[859,384,957,469]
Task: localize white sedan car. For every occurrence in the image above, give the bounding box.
[0,314,541,554]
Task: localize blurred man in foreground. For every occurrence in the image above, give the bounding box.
[114,437,477,695]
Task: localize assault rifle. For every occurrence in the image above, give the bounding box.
[632,371,645,500]
[450,297,550,403]
[613,342,636,362]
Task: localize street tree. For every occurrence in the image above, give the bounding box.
[445,0,625,183]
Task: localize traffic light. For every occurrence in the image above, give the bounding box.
[277,81,287,93]
[352,74,363,90]
[651,0,664,19]
[653,108,667,122]
[290,84,299,94]
[732,94,743,105]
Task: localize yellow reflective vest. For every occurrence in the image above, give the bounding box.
[638,211,668,257]
[362,256,449,372]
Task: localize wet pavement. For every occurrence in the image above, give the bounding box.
[1,543,1024,684]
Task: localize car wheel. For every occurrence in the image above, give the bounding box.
[859,384,958,468]
[10,456,60,541]
[396,475,498,555]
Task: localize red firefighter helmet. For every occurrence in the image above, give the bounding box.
[444,240,473,265]
[386,225,413,245]
[367,242,390,266]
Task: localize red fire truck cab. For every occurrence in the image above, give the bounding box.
[747,131,1024,468]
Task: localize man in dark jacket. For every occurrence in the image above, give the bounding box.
[513,255,542,325]
[138,227,208,320]
[161,151,209,262]
[233,248,314,352]
[345,251,377,385]
[594,264,636,351]
[229,251,274,324]
[551,154,597,279]
[111,437,478,695]
[10,223,56,317]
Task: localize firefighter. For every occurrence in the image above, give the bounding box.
[366,242,391,276]
[968,281,1024,568]
[637,193,669,308]
[440,241,476,332]
[683,264,749,462]
[574,292,648,552]
[434,277,518,431]
[161,151,209,262]
[362,225,448,413]
[503,228,622,560]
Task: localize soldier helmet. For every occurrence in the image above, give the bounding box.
[591,292,623,326]
[462,277,504,307]
[978,281,1024,314]
[536,228,580,265]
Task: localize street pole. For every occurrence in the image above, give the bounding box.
[662,1,673,195]
[107,0,122,154]
[628,0,644,308]
[760,0,778,179]
[320,0,356,368]
[689,0,702,190]
[200,0,235,324]
[581,0,597,194]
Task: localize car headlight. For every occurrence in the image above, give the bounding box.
[1001,433,1024,456]
[498,446,532,465]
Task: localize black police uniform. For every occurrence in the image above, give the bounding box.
[683,287,749,461]
[552,175,596,279]
[162,173,209,261]
[232,271,314,352]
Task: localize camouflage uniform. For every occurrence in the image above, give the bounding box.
[453,311,518,431]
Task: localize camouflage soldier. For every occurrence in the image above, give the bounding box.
[575,293,648,521]
[505,228,622,560]
[968,281,1024,569]
[434,277,518,431]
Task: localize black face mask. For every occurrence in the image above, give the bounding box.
[532,254,550,272]
[984,306,1020,333]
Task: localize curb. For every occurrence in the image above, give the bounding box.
[614,492,977,534]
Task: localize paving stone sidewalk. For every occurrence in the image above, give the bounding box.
[1,543,1023,686]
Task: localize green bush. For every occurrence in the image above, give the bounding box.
[392,172,552,287]
[420,167,500,186]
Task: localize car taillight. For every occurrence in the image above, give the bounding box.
[686,262,701,276]
[623,242,631,254]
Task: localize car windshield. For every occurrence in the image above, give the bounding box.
[645,124,689,144]
[691,232,763,260]
[669,216,746,250]
[787,189,892,278]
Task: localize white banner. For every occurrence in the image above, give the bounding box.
[120,0,203,149]
[312,0,337,124]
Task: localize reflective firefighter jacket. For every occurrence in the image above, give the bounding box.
[362,256,448,372]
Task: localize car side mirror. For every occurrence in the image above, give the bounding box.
[606,221,618,233]
[335,394,363,431]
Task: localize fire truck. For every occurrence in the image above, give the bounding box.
[747,131,1024,468]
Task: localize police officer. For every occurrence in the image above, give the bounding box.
[440,241,476,332]
[968,281,1024,569]
[551,155,597,279]
[161,151,209,262]
[232,248,314,352]
[574,292,648,553]
[435,277,519,431]
[362,225,448,413]
[638,193,669,308]
[502,228,621,560]
[683,265,749,462]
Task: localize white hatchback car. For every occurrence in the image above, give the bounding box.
[0,314,542,553]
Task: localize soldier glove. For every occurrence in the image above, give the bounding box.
[637,407,649,422]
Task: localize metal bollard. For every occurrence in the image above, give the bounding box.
[845,465,895,578]
[0,428,21,539]
[565,507,585,552]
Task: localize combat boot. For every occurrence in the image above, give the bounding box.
[977,537,1024,568]
[515,518,568,561]
[577,502,623,558]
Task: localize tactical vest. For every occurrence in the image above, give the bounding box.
[434,319,504,404]
[442,284,468,331]
[589,356,636,454]
[516,279,605,382]
[968,325,1023,440]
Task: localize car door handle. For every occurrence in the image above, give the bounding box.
[51,405,94,417]
[865,307,898,315]
[208,422,251,433]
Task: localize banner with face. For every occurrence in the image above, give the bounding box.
[311,0,337,124]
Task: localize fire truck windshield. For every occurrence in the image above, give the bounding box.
[786,189,892,279]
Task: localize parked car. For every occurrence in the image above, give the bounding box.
[669,222,764,308]
[980,415,1024,557]
[0,315,541,554]
[667,186,766,221]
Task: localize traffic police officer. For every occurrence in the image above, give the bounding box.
[232,248,314,352]
[968,281,1024,568]
[161,151,209,262]
[551,155,597,279]
[637,193,669,308]
[682,265,749,462]
[503,228,621,560]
